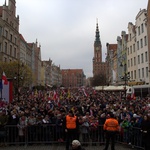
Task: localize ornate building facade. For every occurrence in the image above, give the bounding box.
[0,0,19,62]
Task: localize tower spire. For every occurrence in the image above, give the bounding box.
[95,19,101,45]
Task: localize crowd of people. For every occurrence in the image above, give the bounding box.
[0,87,150,149]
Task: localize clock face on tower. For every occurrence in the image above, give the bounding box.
[96,47,99,50]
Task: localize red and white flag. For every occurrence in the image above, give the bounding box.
[131,88,135,100]
[82,88,88,97]
[2,72,8,85]
[53,90,58,100]
[2,79,13,103]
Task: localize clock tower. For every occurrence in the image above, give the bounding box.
[93,21,102,76]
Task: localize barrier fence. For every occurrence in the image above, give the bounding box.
[0,125,144,149]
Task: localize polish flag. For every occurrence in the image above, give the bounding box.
[53,90,58,100]
[131,88,135,100]
[2,72,8,85]
[83,88,88,97]
[2,80,13,103]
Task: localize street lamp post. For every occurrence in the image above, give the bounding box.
[120,62,130,101]
[14,62,24,101]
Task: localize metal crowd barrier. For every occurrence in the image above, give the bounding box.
[0,124,144,149]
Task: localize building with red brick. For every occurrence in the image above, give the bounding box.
[61,69,85,87]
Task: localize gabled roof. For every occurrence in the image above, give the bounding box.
[19,34,26,42]
[28,43,34,48]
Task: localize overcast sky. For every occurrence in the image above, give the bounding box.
[2,0,148,78]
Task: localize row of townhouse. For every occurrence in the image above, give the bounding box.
[106,3,150,86]
[0,0,62,88]
[0,0,86,89]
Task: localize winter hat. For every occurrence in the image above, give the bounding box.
[133,114,138,118]
[72,140,81,147]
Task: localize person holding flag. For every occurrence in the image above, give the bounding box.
[1,71,13,103]
[0,72,8,100]
[2,72,8,85]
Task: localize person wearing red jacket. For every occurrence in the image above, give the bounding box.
[103,113,119,150]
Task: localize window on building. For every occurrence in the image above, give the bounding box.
[5,30,8,38]
[0,26,2,36]
[144,36,147,46]
[127,47,129,55]
[131,58,133,66]
[130,46,132,54]
[142,68,144,78]
[10,45,12,56]
[140,39,143,48]
[141,23,144,33]
[137,41,139,50]
[146,67,148,78]
[131,71,133,79]
[14,37,17,44]
[0,43,1,51]
[141,53,144,63]
[10,34,13,42]
[134,70,136,79]
[134,57,136,66]
[10,21,12,26]
[138,69,140,78]
[4,42,7,53]
[128,60,130,67]
[138,55,140,64]
[133,44,135,52]
[145,52,148,62]
[130,34,131,41]
[14,47,17,58]
[138,26,140,35]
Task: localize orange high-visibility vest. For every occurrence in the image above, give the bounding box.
[66,115,77,129]
[103,118,119,131]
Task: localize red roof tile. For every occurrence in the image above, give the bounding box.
[28,43,34,48]
[108,44,117,50]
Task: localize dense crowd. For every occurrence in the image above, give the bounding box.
[0,87,150,148]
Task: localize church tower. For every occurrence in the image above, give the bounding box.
[93,21,102,76]
[92,20,107,85]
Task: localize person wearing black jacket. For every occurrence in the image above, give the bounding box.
[141,114,150,150]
